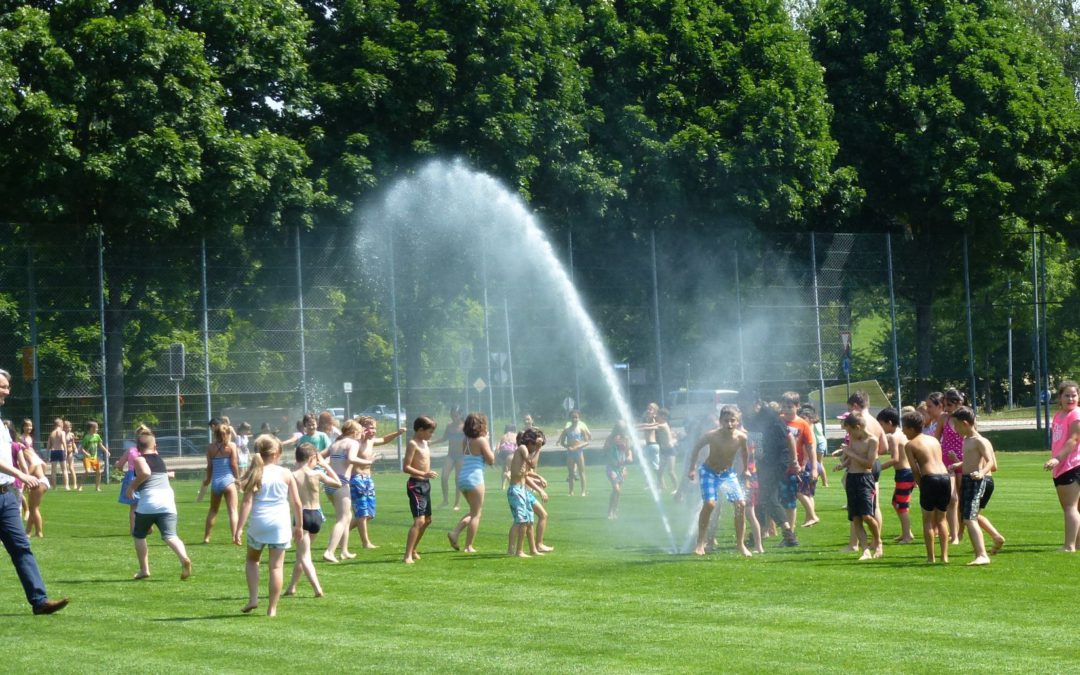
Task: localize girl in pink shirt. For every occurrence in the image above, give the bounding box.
[1044,380,1080,552]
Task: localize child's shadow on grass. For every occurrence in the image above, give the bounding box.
[153,614,249,622]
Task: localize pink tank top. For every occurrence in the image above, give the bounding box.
[1051,408,1080,478]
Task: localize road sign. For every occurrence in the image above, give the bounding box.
[343,382,353,393]
[491,352,507,367]
[168,343,185,382]
[562,397,575,412]
[496,369,508,385]
[473,378,487,393]
[841,355,851,376]
[839,331,852,352]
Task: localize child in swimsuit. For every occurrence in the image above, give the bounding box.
[448,413,495,553]
[236,434,303,617]
[604,421,633,520]
[498,425,517,490]
[202,423,240,544]
[18,439,50,537]
[558,409,591,497]
[285,442,341,597]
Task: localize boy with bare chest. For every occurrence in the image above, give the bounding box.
[901,411,950,563]
[688,406,751,557]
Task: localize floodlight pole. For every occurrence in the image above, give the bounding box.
[97,229,110,482]
[1032,229,1042,433]
[201,238,212,440]
[568,229,581,409]
[295,227,309,415]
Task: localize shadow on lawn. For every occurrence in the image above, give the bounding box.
[152,614,250,622]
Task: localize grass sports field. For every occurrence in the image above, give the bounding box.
[2,451,1078,673]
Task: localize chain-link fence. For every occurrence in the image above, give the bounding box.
[0,223,1066,451]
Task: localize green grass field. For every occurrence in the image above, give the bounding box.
[2,452,1078,673]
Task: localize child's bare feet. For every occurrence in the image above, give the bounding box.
[581,492,588,497]
[314,590,324,597]
[241,602,258,614]
[967,555,990,566]
[990,537,1005,555]
[692,546,706,556]
[341,551,357,559]
[362,543,379,550]
[180,558,192,580]
[530,549,545,556]
[403,556,415,564]
[925,557,936,564]
[267,608,277,617]
[133,571,150,580]
[737,546,753,557]
[514,551,531,558]
[873,546,884,559]
[841,544,859,553]
[942,555,949,563]
[283,588,296,596]
[463,546,478,553]
[322,552,338,563]
[536,544,554,553]
[1055,546,1075,553]
[413,551,421,560]
[801,518,819,528]
[893,535,915,544]
[447,532,460,551]
[858,548,873,560]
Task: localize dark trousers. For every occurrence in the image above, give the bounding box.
[0,489,47,607]
[755,461,789,531]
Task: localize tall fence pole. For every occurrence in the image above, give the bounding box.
[1007,278,1014,409]
[26,246,40,445]
[810,233,827,419]
[963,233,977,409]
[651,230,665,407]
[1040,231,1051,442]
[387,231,403,462]
[504,296,518,428]
[1032,229,1042,432]
[97,229,109,476]
[295,226,309,414]
[568,230,581,409]
[481,239,495,434]
[201,238,212,434]
[886,233,901,408]
[734,243,746,387]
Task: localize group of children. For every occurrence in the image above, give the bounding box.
[681,388,1006,566]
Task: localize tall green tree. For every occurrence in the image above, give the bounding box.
[808,0,1080,398]
[0,2,316,436]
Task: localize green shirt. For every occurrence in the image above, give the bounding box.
[83,433,102,459]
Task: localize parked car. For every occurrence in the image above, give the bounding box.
[667,388,740,426]
[120,435,202,458]
[358,404,407,423]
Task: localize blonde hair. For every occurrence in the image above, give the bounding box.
[241,434,281,494]
[214,423,234,445]
[341,419,362,438]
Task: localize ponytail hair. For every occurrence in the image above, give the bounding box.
[214,423,234,445]
[241,434,281,494]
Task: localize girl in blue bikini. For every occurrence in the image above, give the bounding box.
[202,423,240,544]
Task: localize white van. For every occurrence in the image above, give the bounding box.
[667,389,740,426]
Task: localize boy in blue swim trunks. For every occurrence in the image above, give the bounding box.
[350,416,405,550]
[688,405,753,557]
[507,427,546,557]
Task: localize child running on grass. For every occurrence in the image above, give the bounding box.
[81,420,107,492]
[948,406,997,566]
[687,405,752,557]
[558,409,591,496]
[402,416,439,564]
[285,443,341,597]
[350,416,406,551]
[840,413,882,560]
[507,427,546,557]
[236,435,303,617]
[901,411,950,564]
[126,430,192,581]
[876,408,914,544]
[604,420,633,519]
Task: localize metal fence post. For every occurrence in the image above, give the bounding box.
[651,230,665,407]
[886,233,901,408]
[1040,231,1051,441]
[1032,229,1042,432]
[734,243,745,387]
[201,238,212,436]
[568,229,580,409]
[388,231,403,462]
[97,229,109,481]
[26,246,40,446]
[810,233,827,418]
[963,233,977,408]
[504,296,517,427]
[295,226,308,414]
